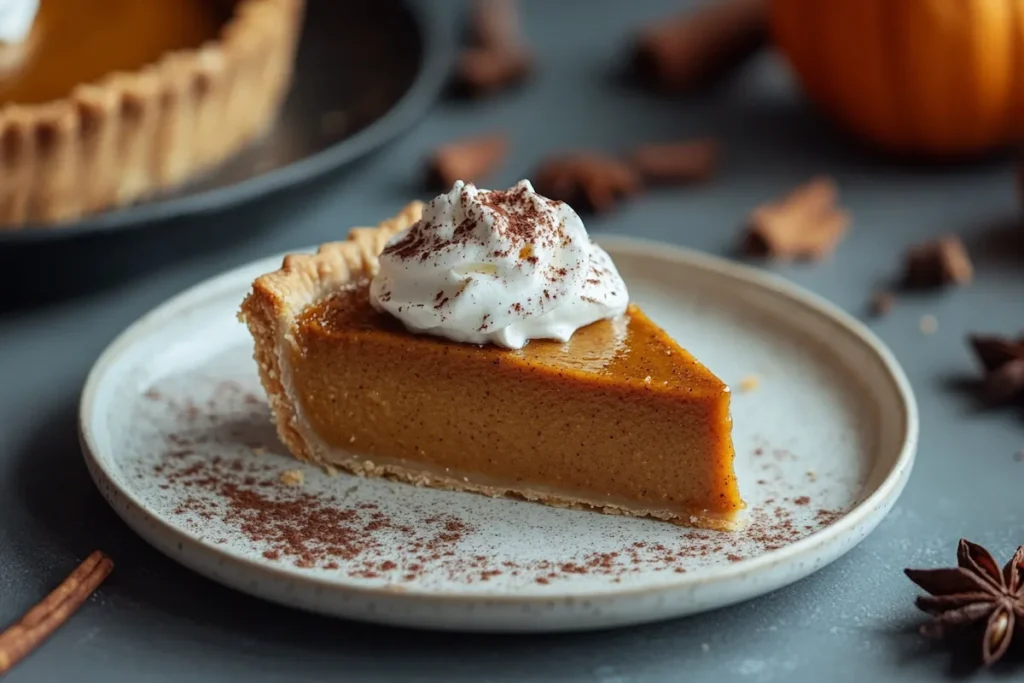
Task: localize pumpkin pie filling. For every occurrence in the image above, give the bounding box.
[288,284,741,524]
[241,184,745,530]
[0,0,229,105]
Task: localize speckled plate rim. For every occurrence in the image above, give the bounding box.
[79,235,918,621]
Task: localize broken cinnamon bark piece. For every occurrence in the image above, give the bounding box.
[968,334,1024,405]
[470,0,521,49]
[631,0,768,93]
[629,138,718,185]
[971,335,1024,372]
[742,177,850,260]
[533,153,642,214]
[454,47,532,96]
[426,133,508,189]
[869,291,895,318]
[902,235,973,289]
[453,0,532,97]
[985,361,1024,404]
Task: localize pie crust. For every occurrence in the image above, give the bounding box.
[240,201,425,464]
[0,0,304,228]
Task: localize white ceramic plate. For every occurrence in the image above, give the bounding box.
[79,237,918,632]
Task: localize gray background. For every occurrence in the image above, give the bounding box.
[2,0,1023,680]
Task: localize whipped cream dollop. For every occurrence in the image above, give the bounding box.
[0,0,38,44]
[369,180,629,349]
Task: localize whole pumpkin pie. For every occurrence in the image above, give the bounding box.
[0,0,303,228]
[240,182,744,530]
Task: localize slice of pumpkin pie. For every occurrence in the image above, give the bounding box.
[239,180,744,530]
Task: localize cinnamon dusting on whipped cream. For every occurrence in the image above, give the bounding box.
[369,180,629,349]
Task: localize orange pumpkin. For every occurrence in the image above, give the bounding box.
[770,0,1024,156]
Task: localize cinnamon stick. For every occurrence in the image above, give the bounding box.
[0,551,114,675]
[631,0,768,93]
[629,138,719,185]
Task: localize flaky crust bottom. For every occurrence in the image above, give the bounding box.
[313,449,743,531]
[239,203,742,532]
[0,0,304,228]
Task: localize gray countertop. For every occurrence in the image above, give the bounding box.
[2,1,1023,680]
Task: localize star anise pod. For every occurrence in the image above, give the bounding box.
[905,539,1024,666]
